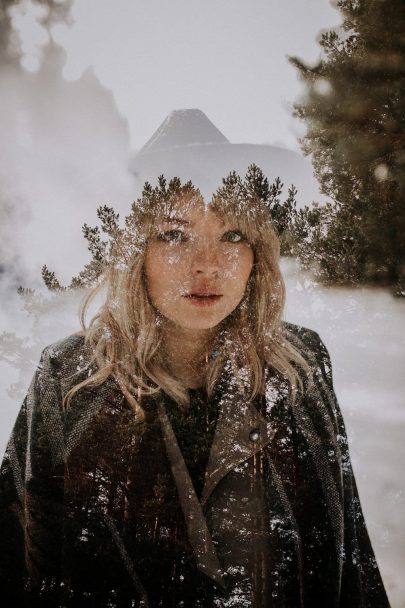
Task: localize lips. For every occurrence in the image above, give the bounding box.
[183,290,223,306]
[187,290,223,298]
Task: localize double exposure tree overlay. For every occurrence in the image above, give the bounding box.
[290,0,405,295]
[0,169,298,397]
[217,165,298,256]
[41,168,298,291]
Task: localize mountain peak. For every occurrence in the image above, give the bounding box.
[140,109,229,153]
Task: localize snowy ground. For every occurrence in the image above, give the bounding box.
[0,257,404,607]
[283,258,405,608]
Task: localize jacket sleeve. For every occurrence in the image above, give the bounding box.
[312,332,390,608]
[0,347,64,607]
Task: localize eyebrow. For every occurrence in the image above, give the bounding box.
[161,215,228,228]
[161,216,191,225]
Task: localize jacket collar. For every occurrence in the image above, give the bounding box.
[157,365,290,585]
[155,362,290,507]
[200,384,274,506]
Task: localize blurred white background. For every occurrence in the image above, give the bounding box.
[1,1,403,605]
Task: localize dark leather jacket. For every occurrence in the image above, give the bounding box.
[0,323,390,607]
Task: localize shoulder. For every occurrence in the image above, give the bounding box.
[38,333,94,392]
[42,332,86,355]
[41,333,89,367]
[281,321,334,391]
[279,323,341,441]
[282,320,324,351]
[282,321,331,367]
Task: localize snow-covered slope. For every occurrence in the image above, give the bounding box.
[133,109,323,206]
[1,260,403,607]
[140,109,229,153]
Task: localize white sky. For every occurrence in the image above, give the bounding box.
[3,5,405,602]
[49,0,342,151]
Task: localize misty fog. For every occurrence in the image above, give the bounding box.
[1,1,404,606]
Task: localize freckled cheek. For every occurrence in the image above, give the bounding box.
[222,249,253,282]
[145,247,185,277]
[161,253,189,285]
[163,251,184,267]
[146,254,188,300]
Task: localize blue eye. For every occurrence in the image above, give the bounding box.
[222,230,246,243]
[157,229,187,243]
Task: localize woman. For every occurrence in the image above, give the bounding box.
[0,177,389,607]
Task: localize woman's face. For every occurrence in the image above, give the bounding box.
[144,200,254,331]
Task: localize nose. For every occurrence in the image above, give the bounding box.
[190,240,220,276]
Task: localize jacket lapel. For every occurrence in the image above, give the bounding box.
[200,364,290,506]
[157,402,226,588]
[200,386,275,506]
[157,367,287,586]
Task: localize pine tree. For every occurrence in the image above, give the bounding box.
[291,0,405,295]
[1,171,299,397]
[215,165,298,254]
[244,164,271,203]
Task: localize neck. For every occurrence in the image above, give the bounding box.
[162,323,217,389]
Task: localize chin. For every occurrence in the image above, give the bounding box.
[177,319,222,331]
[168,312,226,331]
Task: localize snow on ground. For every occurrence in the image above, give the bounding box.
[283,258,405,608]
[0,257,404,607]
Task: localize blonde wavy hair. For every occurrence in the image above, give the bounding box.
[66,176,310,420]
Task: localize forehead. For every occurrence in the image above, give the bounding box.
[160,200,228,228]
